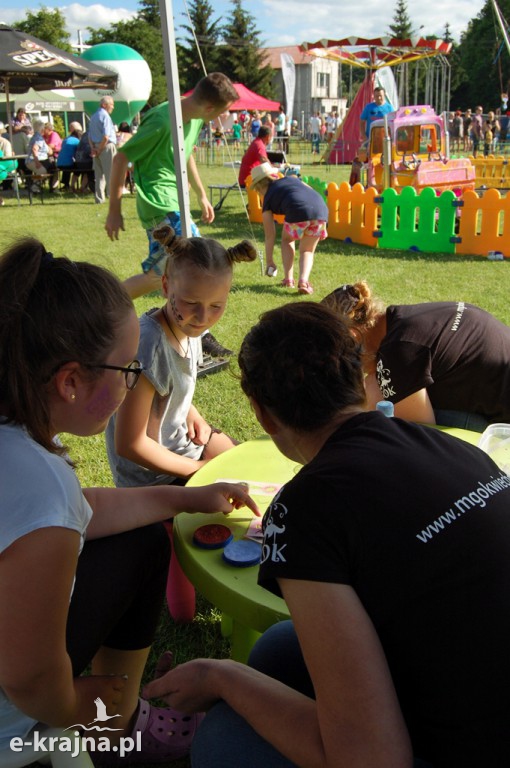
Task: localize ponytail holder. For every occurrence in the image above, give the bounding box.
[327,284,359,315]
[341,285,359,311]
[165,233,177,250]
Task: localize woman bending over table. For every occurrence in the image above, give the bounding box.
[0,237,256,763]
[321,281,510,431]
[145,301,510,768]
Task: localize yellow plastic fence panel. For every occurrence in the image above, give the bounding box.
[456,187,510,256]
[490,157,507,189]
[246,175,285,225]
[326,181,379,247]
[469,155,510,189]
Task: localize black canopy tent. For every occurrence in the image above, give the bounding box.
[0,24,117,144]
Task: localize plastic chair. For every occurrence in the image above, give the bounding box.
[0,726,93,767]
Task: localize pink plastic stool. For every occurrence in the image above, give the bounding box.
[164,521,196,623]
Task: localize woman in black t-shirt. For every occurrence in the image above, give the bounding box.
[322,281,510,431]
[144,302,510,768]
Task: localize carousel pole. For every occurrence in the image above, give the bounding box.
[491,0,510,59]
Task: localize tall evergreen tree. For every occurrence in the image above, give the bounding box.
[217,0,274,97]
[179,0,222,90]
[137,0,160,28]
[443,22,453,43]
[387,0,413,39]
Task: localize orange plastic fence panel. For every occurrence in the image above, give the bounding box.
[246,175,285,225]
[456,187,510,256]
[326,181,379,247]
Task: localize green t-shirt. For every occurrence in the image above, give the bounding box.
[122,102,203,229]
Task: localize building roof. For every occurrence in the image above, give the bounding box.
[260,45,313,69]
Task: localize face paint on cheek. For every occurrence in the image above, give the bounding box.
[170,294,184,323]
[85,386,124,421]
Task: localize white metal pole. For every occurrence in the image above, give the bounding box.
[159,0,192,237]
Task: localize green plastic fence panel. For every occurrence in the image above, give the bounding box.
[301,175,328,200]
[378,186,457,253]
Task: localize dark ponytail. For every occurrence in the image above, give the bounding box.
[0,237,133,453]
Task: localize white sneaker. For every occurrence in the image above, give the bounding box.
[265,265,278,277]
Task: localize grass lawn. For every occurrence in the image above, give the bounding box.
[3,155,509,767]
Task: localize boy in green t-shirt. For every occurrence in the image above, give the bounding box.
[105,73,238,303]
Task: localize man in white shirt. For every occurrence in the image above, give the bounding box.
[309,112,322,154]
[88,95,117,204]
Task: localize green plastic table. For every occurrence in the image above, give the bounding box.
[173,436,298,662]
[173,427,481,662]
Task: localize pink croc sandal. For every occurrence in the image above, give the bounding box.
[130,697,203,762]
[281,278,295,288]
[91,698,204,765]
[298,280,314,295]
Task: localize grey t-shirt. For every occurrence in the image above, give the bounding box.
[0,422,91,749]
[106,309,202,487]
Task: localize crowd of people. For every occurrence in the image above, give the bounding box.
[2,76,510,768]
[447,97,510,156]
[0,104,135,199]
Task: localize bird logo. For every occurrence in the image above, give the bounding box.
[88,697,122,726]
[64,697,123,732]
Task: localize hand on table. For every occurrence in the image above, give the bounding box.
[183,483,260,517]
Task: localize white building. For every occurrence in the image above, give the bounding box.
[260,45,346,134]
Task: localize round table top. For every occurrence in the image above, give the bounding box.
[173,436,298,632]
[173,425,481,633]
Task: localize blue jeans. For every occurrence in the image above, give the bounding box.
[191,621,434,768]
[142,211,201,275]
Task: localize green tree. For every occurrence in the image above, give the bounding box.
[217,0,274,97]
[387,0,413,39]
[441,25,465,106]
[451,0,510,109]
[137,0,160,27]
[12,7,72,51]
[443,22,454,43]
[179,0,222,90]
[387,0,415,104]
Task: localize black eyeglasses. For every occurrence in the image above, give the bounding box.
[87,360,144,390]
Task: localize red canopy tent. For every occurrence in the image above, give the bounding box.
[227,84,280,112]
[184,82,280,112]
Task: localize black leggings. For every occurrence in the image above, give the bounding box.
[66,523,170,675]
